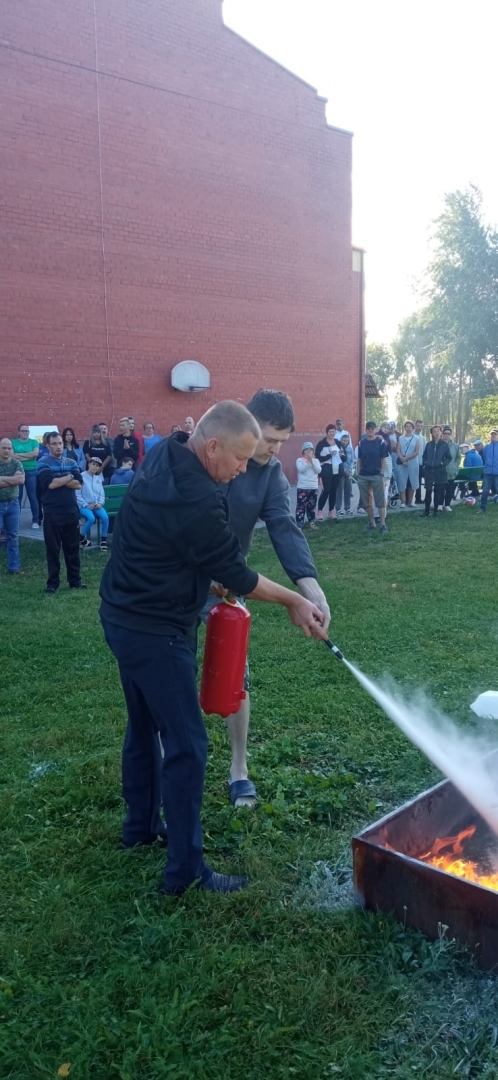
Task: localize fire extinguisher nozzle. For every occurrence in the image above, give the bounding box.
[324,638,344,661]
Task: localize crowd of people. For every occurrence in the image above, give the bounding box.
[0,416,196,585]
[294,419,498,531]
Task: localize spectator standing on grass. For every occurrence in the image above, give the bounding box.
[99,424,116,481]
[356,421,389,534]
[37,432,86,594]
[113,418,139,469]
[143,422,162,453]
[99,400,327,895]
[128,418,145,465]
[478,430,498,514]
[83,425,112,475]
[335,433,355,516]
[12,424,40,529]
[77,458,109,551]
[421,426,451,517]
[413,420,426,504]
[377,422,393,511]
[315,424,342,520]
[295,441,321,529]
[396,421,421,507]
[61,427,86,470]
[110,457,135,485]
[334,418,351,443]
[441,427,460,512]
[0,438,25,576]
[184,416,195,436]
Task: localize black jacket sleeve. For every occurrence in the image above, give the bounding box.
[174,494,259,596]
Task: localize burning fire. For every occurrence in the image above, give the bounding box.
[420,825,498,892]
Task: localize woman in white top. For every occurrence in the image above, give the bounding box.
[315,425,342,520]
[396,421,421,506]
[295,442,321,529]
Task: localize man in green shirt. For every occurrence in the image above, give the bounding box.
[0,438,25,575]
[12,424,40,529]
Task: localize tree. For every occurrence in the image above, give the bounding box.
[425,186,498,438]
[365,343,395,426]
[392,187,498,440]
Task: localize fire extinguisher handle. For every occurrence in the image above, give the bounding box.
[324,638,344,661]
[223,591,238,606]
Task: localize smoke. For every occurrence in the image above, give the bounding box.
[343,660,498,838]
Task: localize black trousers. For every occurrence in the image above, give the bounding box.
[101,617,210,892]
[444,480,456,507]
[424,481,446,513]
[43,513,82,588]
[318,466,340,513]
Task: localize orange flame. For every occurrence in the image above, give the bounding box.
[420,825,498,892]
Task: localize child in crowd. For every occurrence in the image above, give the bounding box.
[110,457,135,485]
[295,441,321,529]
[77,458,109,551]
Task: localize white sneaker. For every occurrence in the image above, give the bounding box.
[31,522,40,530]
[346,510,354,517]
[444,506,452,512]
[357,507,367,516]
[336,510,344,517]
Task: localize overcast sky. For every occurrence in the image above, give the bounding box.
[224,0,498,345]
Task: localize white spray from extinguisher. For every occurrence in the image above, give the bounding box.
[325,639,498,838]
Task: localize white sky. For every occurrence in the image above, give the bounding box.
[223,0,498,344]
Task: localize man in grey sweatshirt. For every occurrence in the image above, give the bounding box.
[207,390,331,807]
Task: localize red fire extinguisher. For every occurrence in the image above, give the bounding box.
[200,597,251,718]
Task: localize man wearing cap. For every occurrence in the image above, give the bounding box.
[356,421,389,533]
[296,441,321,529]
[334,418,351,443]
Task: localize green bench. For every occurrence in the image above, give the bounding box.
[85,483,129,545]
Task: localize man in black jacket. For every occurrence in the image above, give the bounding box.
[100,401,327,896]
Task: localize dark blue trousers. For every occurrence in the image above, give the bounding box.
[101,618,210,892]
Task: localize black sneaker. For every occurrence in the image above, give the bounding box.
[163,871,250,896]
[45,586,58,594]
[100,540,108,551]
[80,538,92,549]
[70,583,88,590]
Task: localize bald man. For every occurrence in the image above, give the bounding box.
[100,401,327,897]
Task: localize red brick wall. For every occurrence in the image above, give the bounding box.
[0,0,362,455]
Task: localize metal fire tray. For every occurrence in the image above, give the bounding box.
[353,772,498,970]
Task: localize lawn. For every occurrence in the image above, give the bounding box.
[2,508,498,1080]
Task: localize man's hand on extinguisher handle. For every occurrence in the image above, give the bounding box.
[245,574,328,641]
[296,577,331,632]
[286,594,328,640]
[209,580,229,598]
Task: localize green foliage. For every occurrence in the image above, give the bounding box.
[393,187,498,439]
[2,520,498,1079]
[366,343,395,427]
[471,394,498,440]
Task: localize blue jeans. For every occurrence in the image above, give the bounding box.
[79,506,109,537]
[19,470,39,524]
[480,475,498,511]
[335,475,352,511]
[0,500,20,572]
[101,618,211,892]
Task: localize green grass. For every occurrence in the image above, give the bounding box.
[2,508,498,1079]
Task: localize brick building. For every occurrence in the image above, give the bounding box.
[1,0,365,474]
